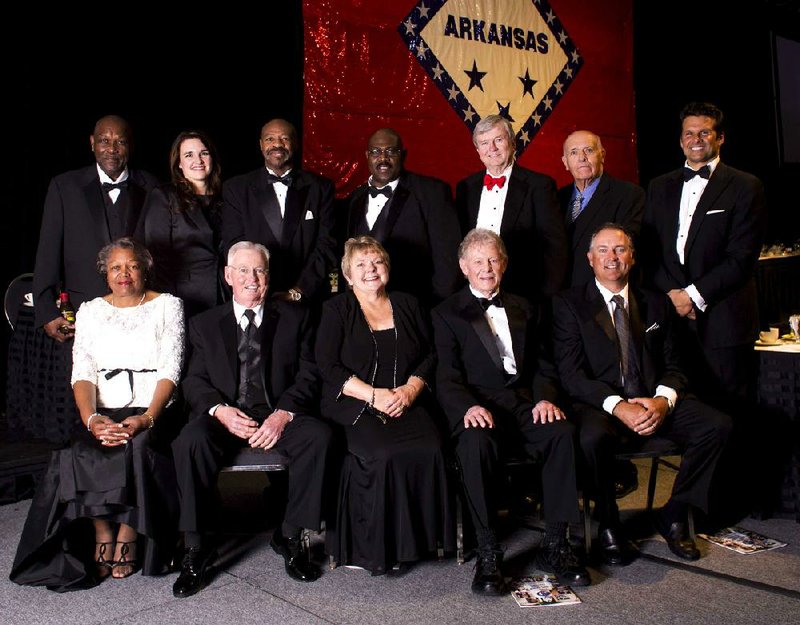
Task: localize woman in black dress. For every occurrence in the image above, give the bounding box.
[316,236,452,575]
[10,238,184,590]
[141,130,225,317]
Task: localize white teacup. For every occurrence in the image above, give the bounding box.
[759,328,780,344]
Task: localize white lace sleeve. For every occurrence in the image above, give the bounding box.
[157,294,185,385]
[70,300,98,386]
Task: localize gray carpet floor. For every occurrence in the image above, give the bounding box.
[2,459,799,625]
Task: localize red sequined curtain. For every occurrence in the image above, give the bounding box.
[303,0,636,197]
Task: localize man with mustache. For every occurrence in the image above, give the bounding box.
[340,128,461,306]
[222,119,336,303]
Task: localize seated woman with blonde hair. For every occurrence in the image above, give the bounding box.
[316,236,452,575]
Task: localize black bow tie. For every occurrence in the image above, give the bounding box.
[102,181,128,192]
[477,295,503,310]
[267,173,292,186]
[683,165,710,181]
[368,185,393,199]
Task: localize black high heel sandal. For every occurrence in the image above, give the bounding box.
[111,541,139,579]
[95,542,114,579]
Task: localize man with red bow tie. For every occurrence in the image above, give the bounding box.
[455,115,568,305]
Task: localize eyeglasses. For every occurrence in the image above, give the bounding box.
[367,147,402,158]
[229,265,268,277]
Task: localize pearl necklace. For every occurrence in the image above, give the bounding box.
[111,292,146,308]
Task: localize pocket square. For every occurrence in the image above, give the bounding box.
[706,209,725,215]
[645,322,660,333]
[304,210,314,220]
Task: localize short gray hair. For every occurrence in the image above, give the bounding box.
[97,237,153,276]
[458,228,508,263]
[227,241,270,269]
[472,115,515,147]
[588,222,635,251]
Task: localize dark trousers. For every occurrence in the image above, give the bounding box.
[574,398,732,527]
[452,415,580,539]
[172,413,332,534]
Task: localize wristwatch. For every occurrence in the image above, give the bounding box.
[288,288,302,302]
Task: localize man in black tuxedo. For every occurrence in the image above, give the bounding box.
[558,130,645,288]
[641,102,766,411]
[340,128,461,306]
[172,241,331,597]
[641,102,766,522]
[33,115,157,339]
[455,115,567,304]
[433,229,588,595]
[222,118,337,304]
[552,224,732,563]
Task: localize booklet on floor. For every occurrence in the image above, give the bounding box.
[697,526,787,554]
[509,574,582,607]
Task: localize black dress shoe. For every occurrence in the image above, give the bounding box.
[471,548,506,596]
[173,547,215,598]
[535,540,591,587]
[597,527,638,566]
[655,517,700,561]
[270,529,320,582]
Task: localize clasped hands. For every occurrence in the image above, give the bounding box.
[89,413,150,446]
[668,288,696,320]
[613,396,669,436]
[372,384,419,418]
[215,405,292,449]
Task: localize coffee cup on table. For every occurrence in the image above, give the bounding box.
[759,328,780,344]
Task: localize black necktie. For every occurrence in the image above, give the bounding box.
[102,181,128,192]
[683,165,710,181]
[368,185,392,199]
[267,173,292,186]
[237,309,259,408]
[611,295,644,397]
[478,294,504,310]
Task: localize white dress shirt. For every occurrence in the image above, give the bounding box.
[469,285,516,375]
[365,177,400,230]
[593,280,677,415]
[96,165,129,204]
[476,163,513,233]
[266,167,292,217]
[677,157,720,312]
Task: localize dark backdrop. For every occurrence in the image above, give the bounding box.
[2,1,798,421]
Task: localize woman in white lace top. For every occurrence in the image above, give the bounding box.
[11,237,185,591]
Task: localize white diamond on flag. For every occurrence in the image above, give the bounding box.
[398,0,583,156]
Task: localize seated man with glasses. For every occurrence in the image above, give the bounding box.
[171,241,332,597]
[339,128,462,307]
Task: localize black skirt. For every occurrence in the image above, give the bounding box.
[9,406,180,592]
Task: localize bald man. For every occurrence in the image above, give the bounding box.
[557,130,644,288]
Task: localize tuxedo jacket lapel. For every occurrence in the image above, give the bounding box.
[124,179,147,234]
[459,291,504,373]
[382,181,409,236]
[684,164,731,255]
[82,173,112,245]
[466,175,482,227]
[504,295,527,374]
[500,168,526,236]
[258,304,279,408]
[347,186,369,236]
[253,172,283,242]
[573,176,609,249]
[588,282,616,345]
[218,306,239,396]
[282,176,308,246]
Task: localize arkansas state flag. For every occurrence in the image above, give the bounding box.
[303,0,636,196]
